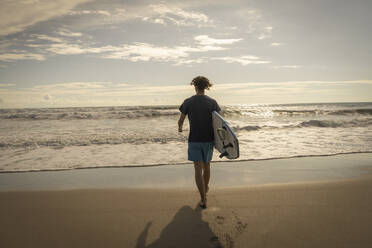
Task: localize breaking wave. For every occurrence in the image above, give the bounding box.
[0,136,185,149]
[0,106,180,120]
[2,105,372,120]
[233,118,372,132]
[224,108,372,117]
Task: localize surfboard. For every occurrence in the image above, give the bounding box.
[212,111,239,159]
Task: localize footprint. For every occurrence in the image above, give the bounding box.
[235,220,247,234]
[216,215,225,225]
[209,236,223,248]
[212,211,248,247]
[223,233,234,248]
[232,211,247,234]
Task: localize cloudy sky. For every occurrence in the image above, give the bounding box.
[0,0,371,108]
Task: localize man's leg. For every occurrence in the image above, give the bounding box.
[202,162,210,194]
[194,162,206,203]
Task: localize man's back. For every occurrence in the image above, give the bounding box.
[179,95,220,142]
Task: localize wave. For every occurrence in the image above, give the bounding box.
[299,119,372,128]
[0,136,186,149]
[329,109,372,115]
[0,106,180,120]
[233,118,372,132]
[223,108,372,117]
[274,108,372,116]
[2,104,372,120]
[1,151,371,173]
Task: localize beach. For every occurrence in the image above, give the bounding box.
[1,0,372,246]
[1,153,372,248]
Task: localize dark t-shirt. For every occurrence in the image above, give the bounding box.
[179,95,221,142]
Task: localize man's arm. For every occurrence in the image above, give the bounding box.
[215,101,222,116]
[178,113,186,132]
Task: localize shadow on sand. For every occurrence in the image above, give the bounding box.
[136,204,222,248]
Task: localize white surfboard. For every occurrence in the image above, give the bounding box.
[212,111,239,159]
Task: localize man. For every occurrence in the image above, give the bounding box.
[178,76,221,209]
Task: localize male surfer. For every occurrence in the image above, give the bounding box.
[178,76,221,209]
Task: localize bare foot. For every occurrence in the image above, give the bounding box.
[199,198,207,209]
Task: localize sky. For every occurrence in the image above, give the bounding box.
[0,0,371,108]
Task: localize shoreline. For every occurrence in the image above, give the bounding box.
[1,150,372,174]
[1,152,372,192]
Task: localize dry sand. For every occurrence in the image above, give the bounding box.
[1,176,372,248]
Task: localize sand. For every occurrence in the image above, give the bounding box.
[2,153,372,191]
[1,154,372,247]
[1,176,372,248]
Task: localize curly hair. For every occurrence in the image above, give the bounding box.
[190,76,213,91]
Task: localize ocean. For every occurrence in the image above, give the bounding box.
[0,102,371,172]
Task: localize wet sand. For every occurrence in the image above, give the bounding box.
[1,153,372,191]
[1,154,372,247]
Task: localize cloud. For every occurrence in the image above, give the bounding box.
[0,53,46,61]
[152,4,208,22]
[0,39,14,49]
[101,43,189,61]
[144,3,212,27]
[0,0,91,36]
[44,43,113,55]
[56,28,83,37]
[214,80,372,89]
[102,41,234,62]
[33,38,229,63]
[34,82,111,91]
[68,9,111,16]
[194,35,242,45]
[213,55,271,66]
[1,11,262,67]
[68,7,131,26]
[2,80,372,108]
[114,83,130,87]
[257,27,273,40]
[174,58,207,66]
[141,17,166,25]
[31,34,65,43]
[7,39,189,63]
[2,33,258,65]
[0,2,271,67]
[0,83,16,87]
[273,65,301,69]
[270,42,281,47]
[62,3,213,29]
[233,8,274,39]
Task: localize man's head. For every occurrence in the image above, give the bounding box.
[190,76,212,93]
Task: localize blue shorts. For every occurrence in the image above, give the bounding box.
[188,142,214,163]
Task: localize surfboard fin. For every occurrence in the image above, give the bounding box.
[223,143,233,149]
[219,151,229,158]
